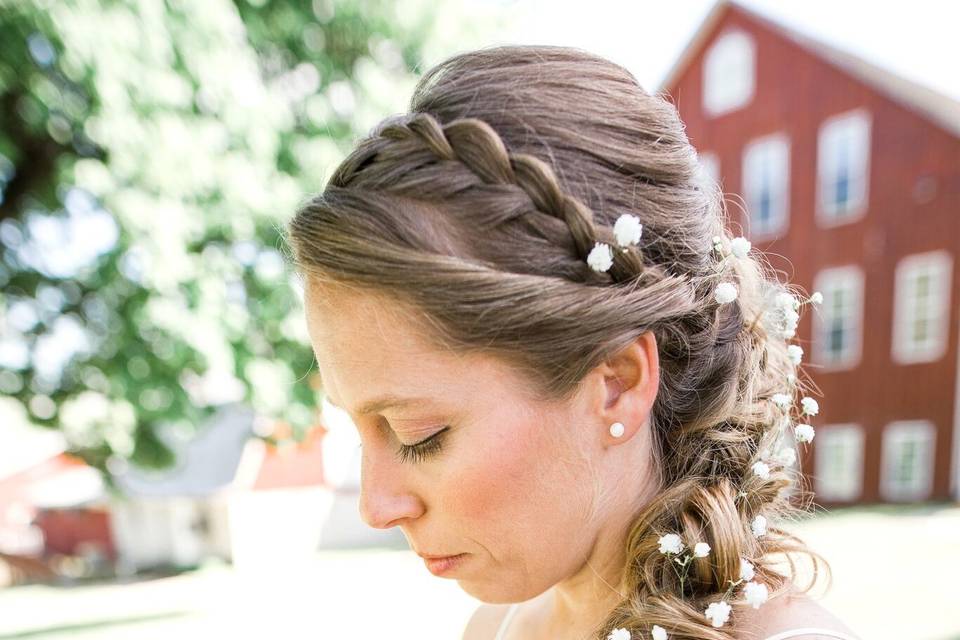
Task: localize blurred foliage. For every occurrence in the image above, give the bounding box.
[0,0,498,478]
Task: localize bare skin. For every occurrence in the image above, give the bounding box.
[301,276,859,640]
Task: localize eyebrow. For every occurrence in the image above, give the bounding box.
[325,393,433,416]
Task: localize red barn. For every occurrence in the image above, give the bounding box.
[659,0,960,504]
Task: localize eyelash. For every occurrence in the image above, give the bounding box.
[396,426,450,464]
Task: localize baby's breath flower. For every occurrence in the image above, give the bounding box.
[782,307,800,338]
[774,447,797,466]
[800,397,819,416]
[739,557,755,581]
[658,533,684,555]
[651,625,668,640]
[786,373,796,386]
[775,291,800,312]
[704,600,732,628]
[794,423,815,443]
[730,236,751,258]
[787,344,803,366]
[714,282,738,304]
[751,515,767,538]
[694,542,711,557]
[752,461,771,480]
[607,628,631,640]
[587,242,613,272]
[771,393,792,410]
[613,214,643,247]
[712,235,724,253]
[744,581,769,609]
[810,291,824,304]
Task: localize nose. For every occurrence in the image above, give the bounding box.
[357,444,425,529]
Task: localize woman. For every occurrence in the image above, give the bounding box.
[287,45,861,640]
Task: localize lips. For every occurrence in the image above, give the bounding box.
[422,552,468,576]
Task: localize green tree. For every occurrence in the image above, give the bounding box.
[0,0,499,476]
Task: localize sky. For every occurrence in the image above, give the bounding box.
[491,0,960,102]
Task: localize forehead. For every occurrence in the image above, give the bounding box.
[303,278,496,409]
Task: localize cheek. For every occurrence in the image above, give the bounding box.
[447,411,594,548]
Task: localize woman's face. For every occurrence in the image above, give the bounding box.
[303,277,656,603]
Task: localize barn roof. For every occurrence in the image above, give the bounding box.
[658,0,960,138]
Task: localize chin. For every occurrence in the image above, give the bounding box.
[456,579,544,605]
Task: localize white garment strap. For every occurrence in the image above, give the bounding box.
[493,603,520,640]
[763,627,859,640]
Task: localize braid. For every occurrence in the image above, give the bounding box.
[332,112,647,284]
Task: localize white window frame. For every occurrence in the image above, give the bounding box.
[702,30,756,117]
[816,108,872,226]
[892,250,953,364]
[814,424,864,502]
[881,420,936,501]
[812,266,864,370]
[741,132,790,240]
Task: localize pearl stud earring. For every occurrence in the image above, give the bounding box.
[609,422,625,438]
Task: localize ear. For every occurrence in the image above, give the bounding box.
[593,331,660,443]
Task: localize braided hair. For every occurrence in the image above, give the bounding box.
[287,44,829,639]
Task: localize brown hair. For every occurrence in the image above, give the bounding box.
[287,44,829,639]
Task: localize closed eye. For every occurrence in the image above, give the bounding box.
[395,426,450,464]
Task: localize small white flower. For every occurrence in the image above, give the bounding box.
[607,628,631,640]
[658,533,684,555]
[786,373,796,386]
[774,447,797,466]
[773,291,796,311]
[800,396,819,416]
[751,514,767,538]
[704,600,732,628]
[752,461,771,480]
[743,580,769,609]
[770,392,792,410]
[712,235,724,251]
[587,242,614,272]
[794,423,815,443]
[810,291,824,305]
[782,307,800,337]
[693,542,711,557]
[786,344,803,366]
[714,282,738,304]
[739,557,755,581]
[651,625,668,640]
[730,236,751,259]
[613,214,643,247]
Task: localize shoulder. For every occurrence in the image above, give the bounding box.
[736,583,861,640]
[461,603,513,640]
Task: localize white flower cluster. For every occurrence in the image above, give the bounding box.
[710,234,751,304]
[589,231,826,636]
[606,626,670,640]
[650,534,771,631]
[587,213,644,273]
[701,554,769,628]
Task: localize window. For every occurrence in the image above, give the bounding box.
[814,424,864,502]
[881,420,935,501]
[742,133,790,238]
[702,30,756,117]
[816,109,871,225]
[696,151,721,194]
[892,251,953,363]
[812,266,864,369]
